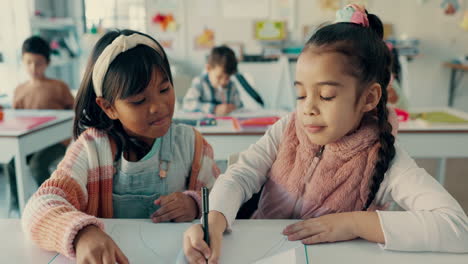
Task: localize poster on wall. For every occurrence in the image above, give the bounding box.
[194,28,215,50]
[254,20,287,41]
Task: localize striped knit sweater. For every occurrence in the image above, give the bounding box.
[21,127,220,258]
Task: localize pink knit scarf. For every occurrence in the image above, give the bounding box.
[253,111,397,219]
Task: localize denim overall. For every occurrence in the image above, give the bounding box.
[112,125,191,218]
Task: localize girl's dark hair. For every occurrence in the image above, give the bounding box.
[73,29,173,160]
[22,36,51,62]
[304,13,396,210]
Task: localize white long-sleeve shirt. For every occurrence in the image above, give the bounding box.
[210,115,468,253]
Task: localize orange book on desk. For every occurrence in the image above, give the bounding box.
[0,116,57,131]
[233,116,280,131]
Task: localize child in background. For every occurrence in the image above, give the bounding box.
[182,46,243,116]
[386,43,409,110]
[14,36,74,109]
[22,30,219,263]
[183,5,468,263]
[8,36,74,208]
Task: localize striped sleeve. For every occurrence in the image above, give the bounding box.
[183,134,220,217]
[21,129,114,259]
[182,77,216,114]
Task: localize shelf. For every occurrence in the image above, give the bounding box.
[50,58,75,67]
[30,17,75,30]
[443,63,468,71]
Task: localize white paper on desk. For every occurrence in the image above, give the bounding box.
[48,221,191,264]
[176,221,304,264]
[253,245,308,264]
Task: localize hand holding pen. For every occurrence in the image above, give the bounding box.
[183,187,227,264]
[202,187,210,246]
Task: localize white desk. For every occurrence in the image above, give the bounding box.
[1,219,466,264]
[0,110,74,214]
[200,108,468,185]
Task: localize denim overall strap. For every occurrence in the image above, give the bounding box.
[158,124,172,178]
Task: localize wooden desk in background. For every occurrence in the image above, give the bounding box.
[443,63,468,106]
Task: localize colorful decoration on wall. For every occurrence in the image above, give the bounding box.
[461,11,468,30]
[152,13,178,32]
[441,0,460,15]
[194,28,215,50]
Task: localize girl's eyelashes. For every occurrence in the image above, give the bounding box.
[131,98,146,105]
[160,87,170,93]
[296,95,336,101]
[160,82,171,93]
[320,96,335,101]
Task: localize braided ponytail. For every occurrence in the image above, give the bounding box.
[363,96,395,210]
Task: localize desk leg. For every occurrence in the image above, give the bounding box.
[14,145,37,214]
[436,158,447,186]
[448,69,457,107]
[1,165,10,218]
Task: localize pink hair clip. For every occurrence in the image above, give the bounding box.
[348,4,369,27]
[336,4,369,28]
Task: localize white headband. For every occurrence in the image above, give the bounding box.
[92,33,163,97]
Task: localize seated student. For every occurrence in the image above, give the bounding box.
[22,30,220,263]
[182,46,244,116]
[183,6,468,263]
[7,36,75,207]
[386,43,409,110]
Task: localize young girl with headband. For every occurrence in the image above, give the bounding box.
[183,6,468,264]
[22,29,220,263]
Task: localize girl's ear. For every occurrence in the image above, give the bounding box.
[361,83,382,113]
[95,97,118,120]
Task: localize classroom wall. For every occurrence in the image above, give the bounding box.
[370,0,468,111]
[146,0,468,111]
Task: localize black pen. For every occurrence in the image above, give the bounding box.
[202,187,210,246]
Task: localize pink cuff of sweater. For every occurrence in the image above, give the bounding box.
[63,215,105,258]
[183,190,202,218]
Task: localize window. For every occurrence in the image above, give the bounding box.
[84,0,146,33]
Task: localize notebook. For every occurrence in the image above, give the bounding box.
[0,116,57,131]
[410,111,468,126]
[233,116,281,131]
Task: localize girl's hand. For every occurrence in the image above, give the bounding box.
[183,211,227,264]
[74,225,129,264]
[151,192,198,223]
[282,212,358,245]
